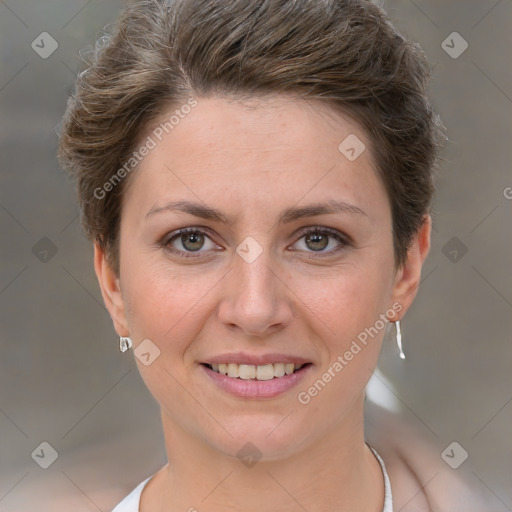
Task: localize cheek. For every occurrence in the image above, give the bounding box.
[120,262,218,404]
[120,258,214,350]
[297,264,391,343]
[293,265,392,398]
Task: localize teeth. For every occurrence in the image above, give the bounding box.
[274,363,285,377]
[227,363,239,378]
[210,362,304,379]
[239,364,256,380]
[256,364,274,381]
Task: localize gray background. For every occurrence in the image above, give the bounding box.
[1,0,511,510]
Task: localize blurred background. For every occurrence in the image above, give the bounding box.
[1,0,511,510]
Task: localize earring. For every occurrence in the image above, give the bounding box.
[394,321,405,360]
[119,336,133,353]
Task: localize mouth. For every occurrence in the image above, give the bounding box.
[201,362,311,380]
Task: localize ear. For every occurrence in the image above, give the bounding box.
[93,242,130,337]
[390,214,432,318]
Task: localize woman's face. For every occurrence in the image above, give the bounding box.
[96,95,428,459]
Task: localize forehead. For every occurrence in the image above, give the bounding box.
[123,95,388,222]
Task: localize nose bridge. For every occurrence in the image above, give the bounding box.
[218,236,291,335]
[237,242,275,302]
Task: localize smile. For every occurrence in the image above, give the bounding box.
[200,359,313,399]
[203,362,308,380]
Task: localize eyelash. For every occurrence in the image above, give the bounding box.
[158,226,352,259]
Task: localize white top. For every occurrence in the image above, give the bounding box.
[111,475,152,512]
[112,447,392,511]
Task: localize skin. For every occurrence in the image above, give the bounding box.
[95,95,431,512]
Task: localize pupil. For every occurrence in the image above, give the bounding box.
[306,232,328,251]
[183,233,203,251]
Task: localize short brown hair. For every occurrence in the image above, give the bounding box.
[58,0,445,274]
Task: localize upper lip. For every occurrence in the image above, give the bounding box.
[203,353,311,366]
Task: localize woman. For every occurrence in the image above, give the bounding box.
[58,0,488,510]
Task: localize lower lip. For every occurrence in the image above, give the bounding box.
[200,364,312,399]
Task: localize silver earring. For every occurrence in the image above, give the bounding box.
[119,336,133,353]
[395,321,405,360]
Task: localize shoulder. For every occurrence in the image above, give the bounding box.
[365,402,491,512]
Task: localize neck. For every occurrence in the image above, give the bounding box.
[152,398,384,512]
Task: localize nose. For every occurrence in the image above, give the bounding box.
[217,245,293,337]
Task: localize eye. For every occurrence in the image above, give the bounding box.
[291,227,351,257]
[159,226,352,260]
[160,227,220,258]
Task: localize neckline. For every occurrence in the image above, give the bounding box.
[117,447,393,512]
[370,446,393,512]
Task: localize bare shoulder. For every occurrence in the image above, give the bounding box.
[364,402,491,512]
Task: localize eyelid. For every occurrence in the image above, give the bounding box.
[160,226,217,245]
[294,225,353,246]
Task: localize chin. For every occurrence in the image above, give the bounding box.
[205,414,315,462]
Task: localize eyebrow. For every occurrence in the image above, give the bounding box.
[146,199,368,226]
